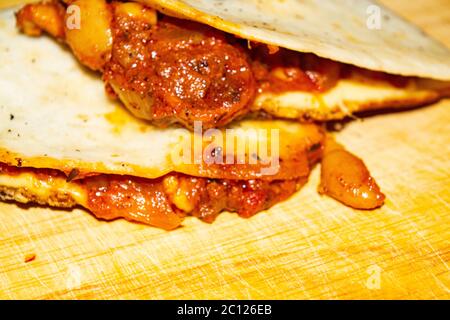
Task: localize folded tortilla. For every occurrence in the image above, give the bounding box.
[8,0,450,125]
[0,1,446,227]
[137,0,450,120]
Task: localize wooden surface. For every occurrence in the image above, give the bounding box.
[0,0,449,299]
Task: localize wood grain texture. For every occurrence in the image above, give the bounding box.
[0,0,449,299]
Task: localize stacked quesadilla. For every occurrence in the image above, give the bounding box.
[0,0,449,229]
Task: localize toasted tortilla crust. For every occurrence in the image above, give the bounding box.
[0,185,78,208]
[138,0,450,81]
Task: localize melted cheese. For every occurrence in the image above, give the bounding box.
[254,78,441,120]
[0,171,87,207]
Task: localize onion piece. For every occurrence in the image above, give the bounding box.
[319,137,385,209]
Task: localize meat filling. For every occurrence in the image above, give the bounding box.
[105,13,257,128]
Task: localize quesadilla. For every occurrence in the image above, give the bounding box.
[0,9,324,229]
[13,0,450,129]
[1,0,447,229]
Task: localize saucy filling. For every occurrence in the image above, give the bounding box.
[0,163,301,230]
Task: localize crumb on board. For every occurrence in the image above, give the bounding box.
[24,253,36,263]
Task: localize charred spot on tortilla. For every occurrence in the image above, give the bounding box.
[66,168,80,182]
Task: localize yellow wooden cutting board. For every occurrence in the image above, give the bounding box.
[0,0,449,299]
